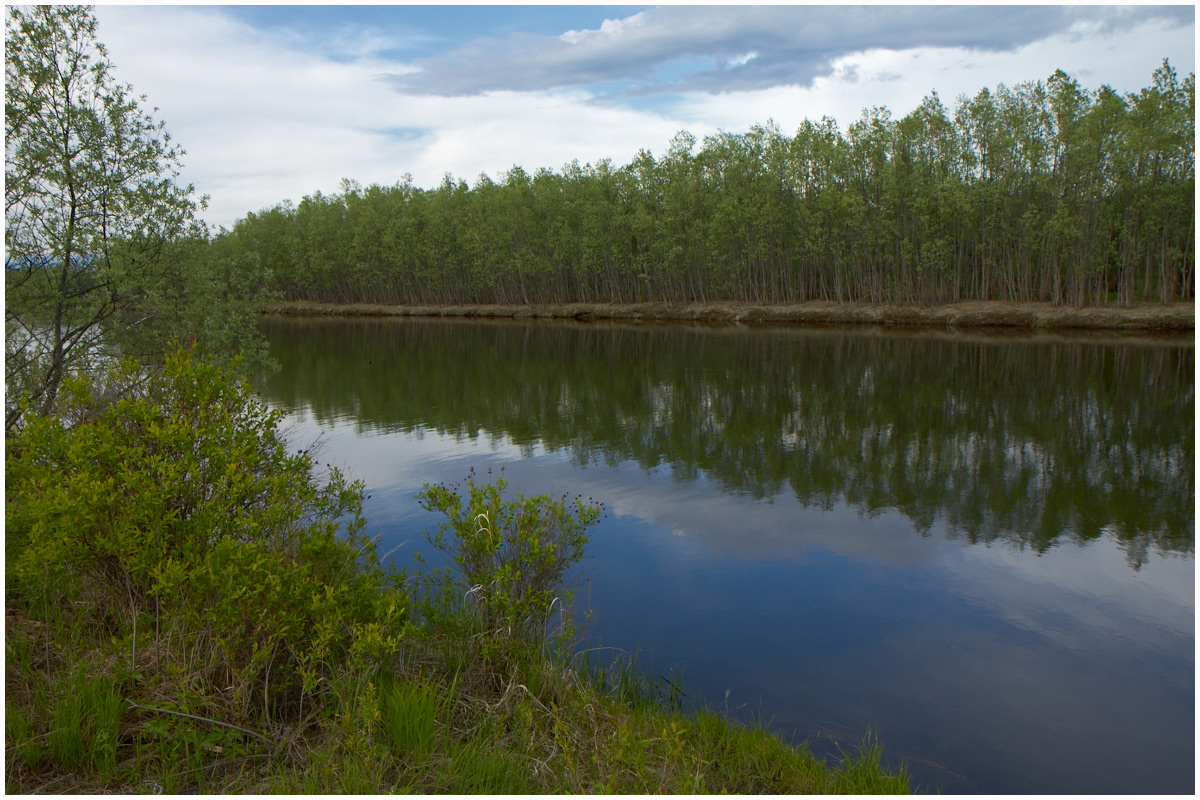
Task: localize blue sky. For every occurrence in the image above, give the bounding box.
[90,4,1196,230]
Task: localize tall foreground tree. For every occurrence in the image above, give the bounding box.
[5,5,204,428]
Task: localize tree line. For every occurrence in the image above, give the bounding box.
[221,63,1194,308]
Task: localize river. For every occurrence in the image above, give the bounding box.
[255,316,1194,794]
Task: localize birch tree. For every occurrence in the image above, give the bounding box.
[5,5,203,427]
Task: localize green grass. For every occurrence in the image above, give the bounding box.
[446,742,535,794]
[379,675,442,759]
[5,598,910,794]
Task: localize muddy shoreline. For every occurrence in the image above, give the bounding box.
[264,299,1193,331]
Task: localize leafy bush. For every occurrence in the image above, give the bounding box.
[417,469,602,661]
[5,349,408,730]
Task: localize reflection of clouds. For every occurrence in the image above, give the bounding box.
[280,407,947,568]
[276,408,530,483]
[938,534,1195,649]
[277,405,1194,650]
[864,540,1196,793]
[569,466,941,568]
[276,408,1197,624]
[272,406,576,534]
[864,622,1194,794]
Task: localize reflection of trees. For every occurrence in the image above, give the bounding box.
[258,318,1194,567]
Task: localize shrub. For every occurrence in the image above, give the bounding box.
[5,349,408,732]
[416,469,602,661]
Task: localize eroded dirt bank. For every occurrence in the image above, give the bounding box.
[264,300,1193,331]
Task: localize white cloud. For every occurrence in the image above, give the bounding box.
[93,5,689,228]
[666,13,1195,139]
[562,11,651,46]
[89,5,1195,231]
[390,5,1192,97]
[95,6,429,225]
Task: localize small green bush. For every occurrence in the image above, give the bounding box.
[417,469,602,661]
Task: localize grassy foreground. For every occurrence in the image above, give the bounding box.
[5,351,908,794]
[265,298,1194,330]
[5,606,909,794]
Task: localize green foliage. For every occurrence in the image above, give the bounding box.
[105,234,281,378]
[223,64,1193,309]
[5,349,409,773]
[417,469,602,661]
[4,6,273,430]
[4,5,206,426]
[8,350,352,589]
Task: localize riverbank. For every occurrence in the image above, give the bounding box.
[4,351,909,794]
[265,299,1194,331]
[6,597,910,794]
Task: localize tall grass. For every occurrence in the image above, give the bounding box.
[379,675,443,759]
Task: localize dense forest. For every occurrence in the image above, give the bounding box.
[219,63,1195,308]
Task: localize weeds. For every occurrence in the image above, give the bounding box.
[379,675,443,759]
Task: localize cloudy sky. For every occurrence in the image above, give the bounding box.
[89,4,1195,231]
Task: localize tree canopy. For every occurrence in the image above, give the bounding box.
[5,5,275,428]
[220,63,1194,310]
[5,5,206,425]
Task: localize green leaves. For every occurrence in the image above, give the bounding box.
[5,6,272,429]
[6,349,409,734]
[417,470,603,661]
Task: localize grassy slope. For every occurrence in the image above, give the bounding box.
[4,601,910,794]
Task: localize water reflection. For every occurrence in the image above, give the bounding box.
[257,318,1194,794]
[258,318,1193,569]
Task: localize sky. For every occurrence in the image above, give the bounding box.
[87,4,1196,231]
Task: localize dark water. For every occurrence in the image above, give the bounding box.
[256,317,1194,794]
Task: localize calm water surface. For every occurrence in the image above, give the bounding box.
[256,317,1194,794]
